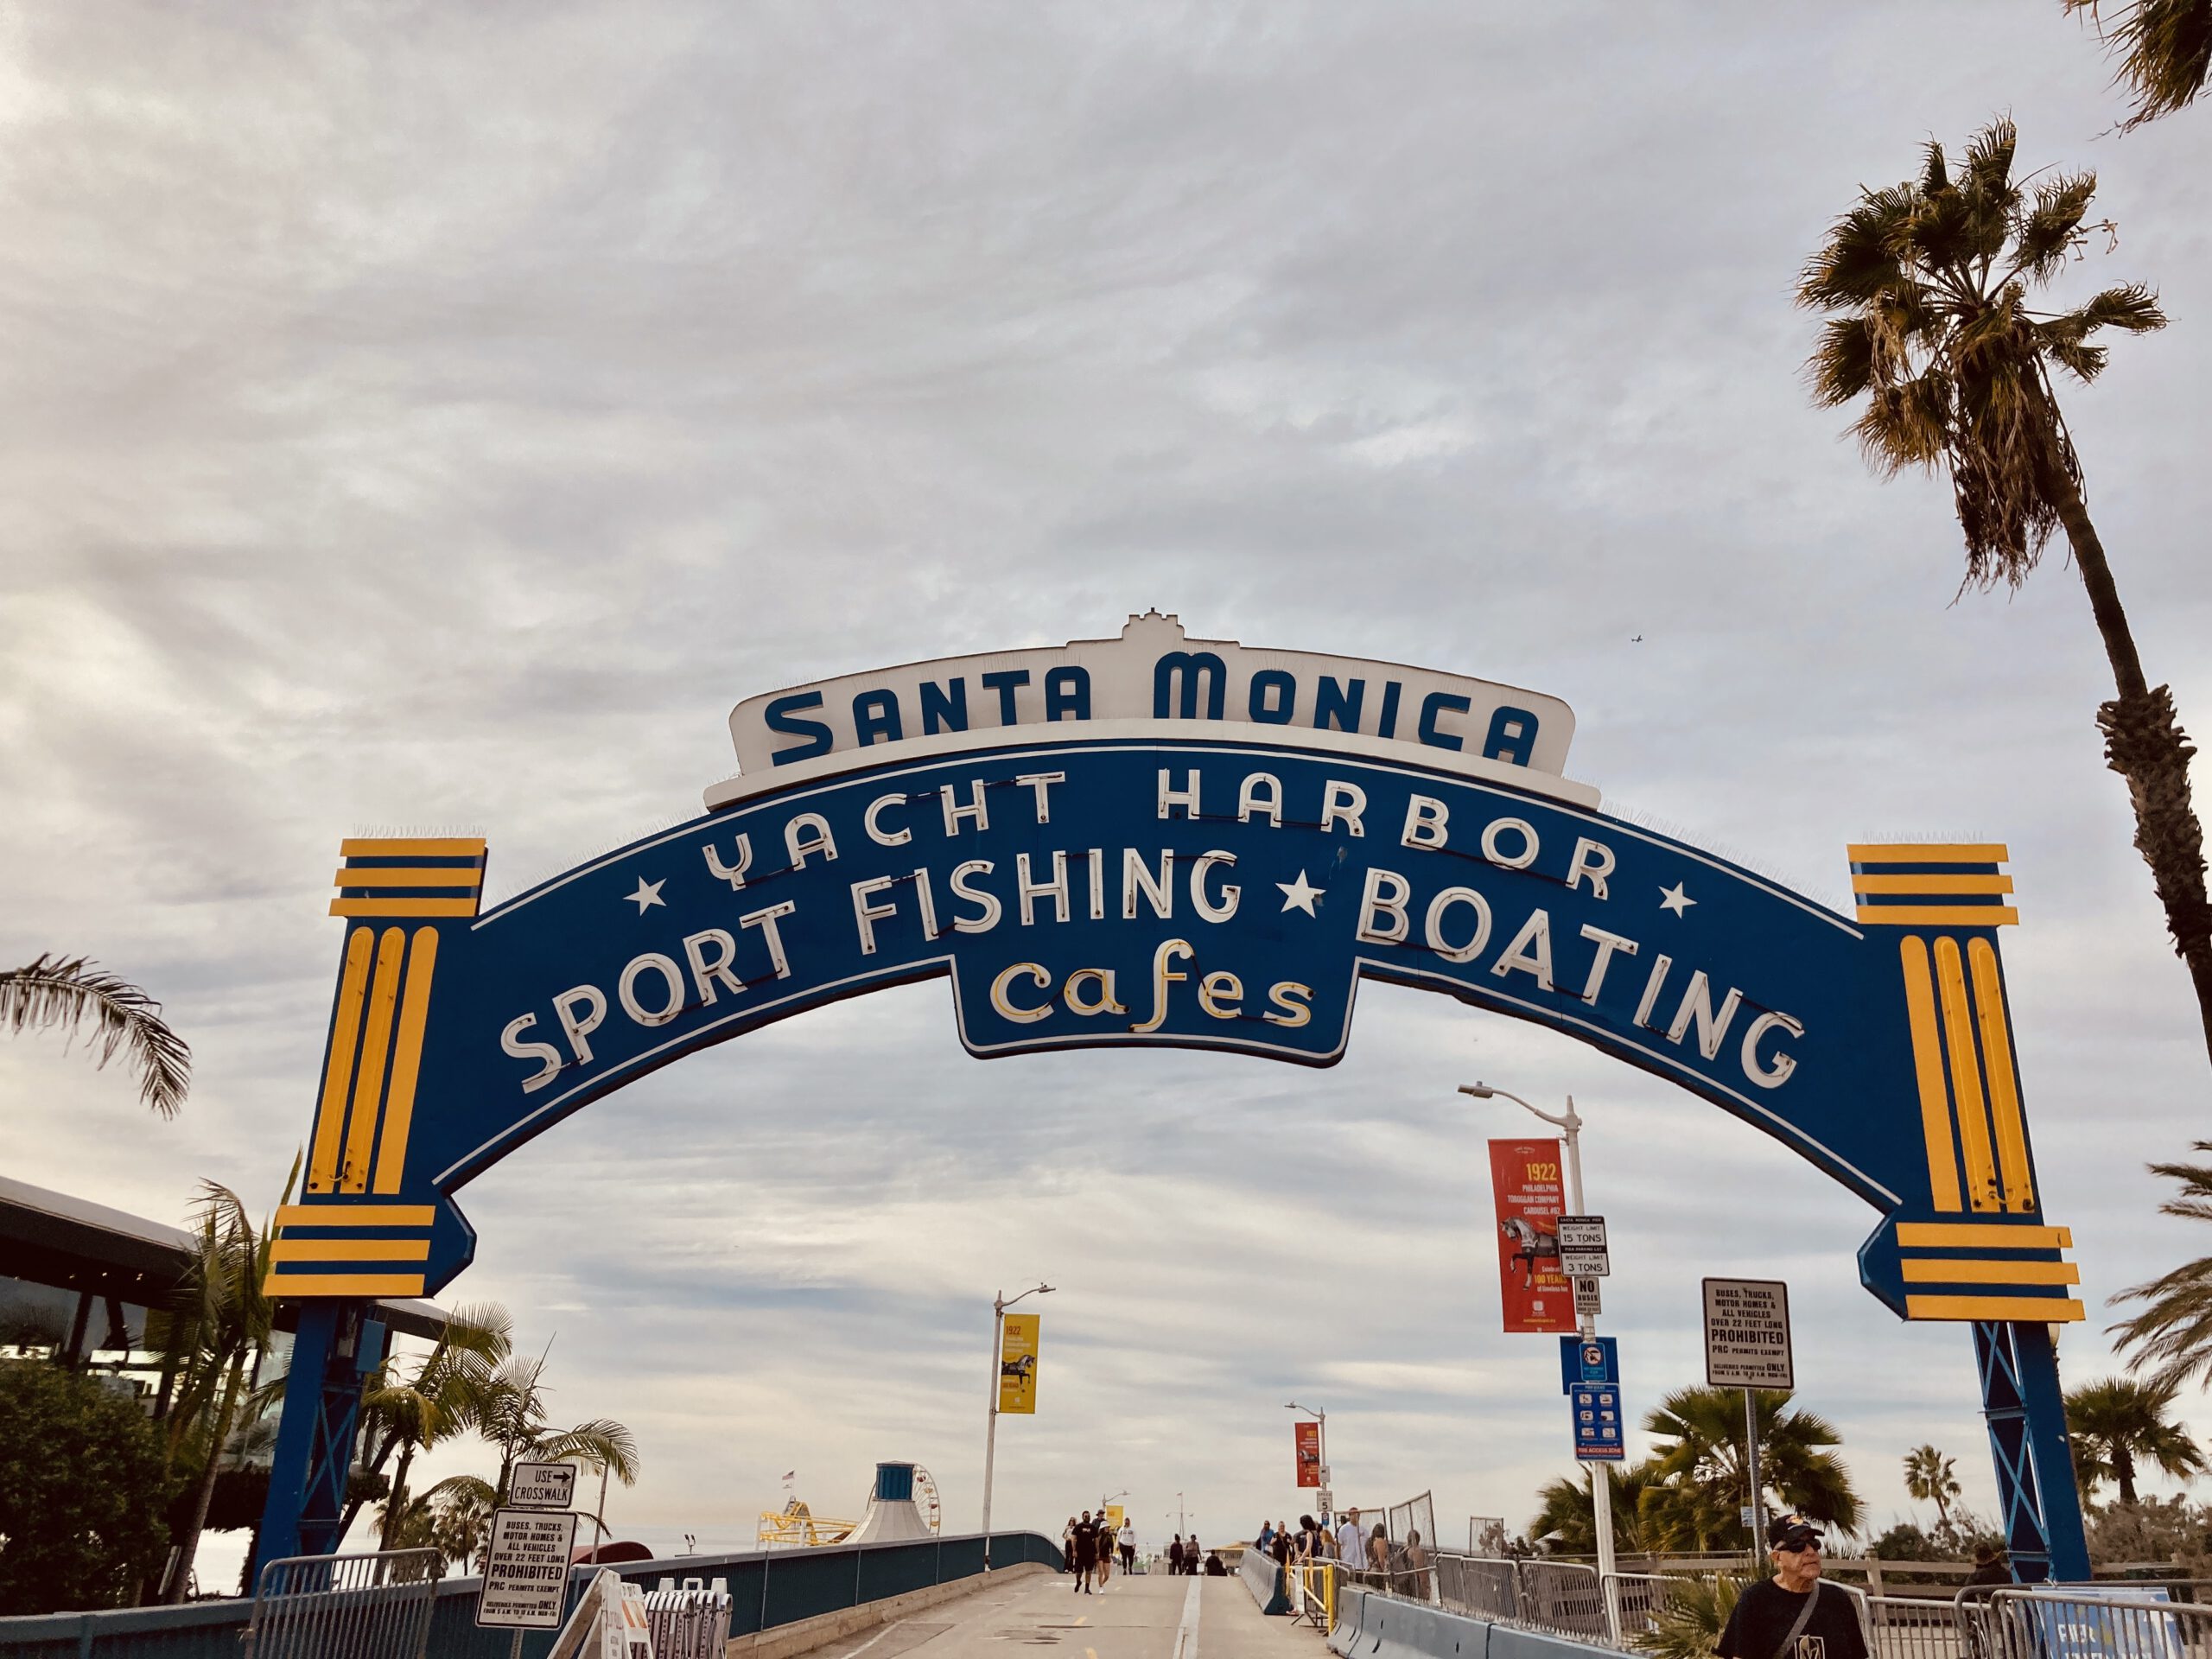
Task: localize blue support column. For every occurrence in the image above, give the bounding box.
[252,1301,384,1585]
[1973,1319,2088,1583]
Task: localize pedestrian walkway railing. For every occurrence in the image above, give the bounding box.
[0,1529,1064,1659]
[1434,1552,1518,1621]
[238,1548,443,1659]
[1974,1586,2212,1658]
[1517,1558,1609,1641]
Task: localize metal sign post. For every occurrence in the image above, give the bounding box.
[982,1284,1050,1570]
[1702,1279,1794,1560]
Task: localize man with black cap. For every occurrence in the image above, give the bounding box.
[1715,1514,1867,1659]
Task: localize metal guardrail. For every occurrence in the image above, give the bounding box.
[239,1548,443,1659]
[1517,1558,1609,1641]
[0,1529,1065,1659]
[1978,1586,2212,1659]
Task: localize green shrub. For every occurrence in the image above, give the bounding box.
[0,1360,178,1614]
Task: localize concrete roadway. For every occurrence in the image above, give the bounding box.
[803,1568,1325,1659]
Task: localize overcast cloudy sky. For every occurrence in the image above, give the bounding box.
[5,1,2212,1573]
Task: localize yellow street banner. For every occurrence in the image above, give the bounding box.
[998,1313,1040,1414]
[1105,1504,1126,1530]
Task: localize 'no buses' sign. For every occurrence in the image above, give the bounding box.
[1702,1278,1794,1389]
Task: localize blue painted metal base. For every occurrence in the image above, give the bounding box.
[251,1300,384,1584]
[1974,1319,2088,1583]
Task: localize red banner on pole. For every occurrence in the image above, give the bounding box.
[1489,1138,1573,1334]
[1294,1420,1321,1487]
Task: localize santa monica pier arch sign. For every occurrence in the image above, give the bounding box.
[255,613,2089,1579]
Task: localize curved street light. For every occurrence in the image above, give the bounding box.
[982,1281,1054,1570]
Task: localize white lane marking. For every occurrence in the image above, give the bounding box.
[842,1618,906,1659]
[1173,1576,1202,1659]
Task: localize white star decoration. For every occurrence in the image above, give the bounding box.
[1278,869,1325,915]
[1658,881,1695,916]
[626,877,667,913]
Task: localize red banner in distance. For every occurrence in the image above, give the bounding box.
[1294,1420,1321,1487]
[1489,1137,1573,1334]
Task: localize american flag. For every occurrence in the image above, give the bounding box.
[781,1470,795,1481]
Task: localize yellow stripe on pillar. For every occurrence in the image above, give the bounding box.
[307,928,376,1195]
[1934,938,2001,1212]
[340,928,406,1194]
[372,928,439,1194]
[1899,938,1963,1213]
[1968,938,2035,1214]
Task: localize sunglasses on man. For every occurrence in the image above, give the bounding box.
[1776,1533,1823,1554]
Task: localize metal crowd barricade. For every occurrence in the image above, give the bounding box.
[1974,1586,2212,1659]
[1602,1571,1689,1641]
[238,1548,443,1659]
[1433,1551,1520,1622]
[1516,1559,1609,1642]
[644,1575,734,1659]
[1288,1562,1339,1630]
[1863,1592,1970,1659]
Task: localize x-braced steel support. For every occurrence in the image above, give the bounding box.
[1973,1319,2088,1583]
[251,1300,385,1584]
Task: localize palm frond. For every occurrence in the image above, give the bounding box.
[534,1420,641,1484]
[2015,173,2101,281]
[0,956,191,1116]
[2065,0,2212,130]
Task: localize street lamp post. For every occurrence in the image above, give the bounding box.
[982,1281,1053,1571]
[1285,1401,1329,1516]
[1459,1083,1618,1642]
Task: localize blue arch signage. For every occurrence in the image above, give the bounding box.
[255,614,2089,1582]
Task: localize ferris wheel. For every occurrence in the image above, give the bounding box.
[912,1465,944,1533]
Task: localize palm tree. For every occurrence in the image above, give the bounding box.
[149,1177,282,1601]
[1796,121,2211,1071]
[2112,1145,2212,1387]
[1641,1386,1862,1550]
[2063,1,2212,129]
[2066,1376,2204,1505]
[1530,1464,1656,1554]
[0,956,190,1115]
[340,1302,513,1550]
[416,1348,640,1565]
[1637,1573,1745,1659]
[1903,1445,1962,1531]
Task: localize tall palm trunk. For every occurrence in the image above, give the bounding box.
[165,1357,245,1603]
[381,1439,419,1551]
[2116,1445,2139,1507]
[2044,457,2212,1068]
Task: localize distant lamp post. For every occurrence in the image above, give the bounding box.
[981,1281,1053,1571]
[1285,1400,1330,1514]
[1459,1081,1618,1642]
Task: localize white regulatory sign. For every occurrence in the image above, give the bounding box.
[474,1508,580,1629]
[1573,1278,1603,1318]
[508,1460,578,1510]
[1558,1216,1610,1277]
[1702,1277,1795,1389]
[1556,1216,1607,1250]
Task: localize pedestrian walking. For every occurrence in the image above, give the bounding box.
[1334,1509,1363,1573]
[1118,1519,1135,1573]
[1167,1534,1185,1577]
[1714,1514,1868,1659]
[1074,1510,1097,1594]
[1062,1516,1078,1577]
